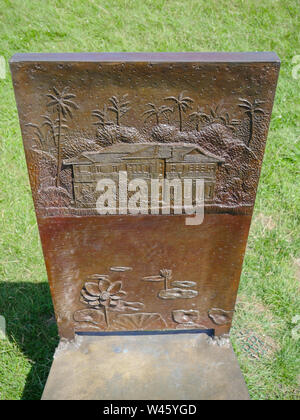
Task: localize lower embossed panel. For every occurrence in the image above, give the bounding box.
[39,214,251,339]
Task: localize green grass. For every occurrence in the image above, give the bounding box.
[0,0,299,400]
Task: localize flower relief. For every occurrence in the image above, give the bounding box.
[74,274,144,328]
[142,268,198,300]
[80,275,125,310]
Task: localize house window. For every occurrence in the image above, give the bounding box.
[205,182,215,199]
[79,165,91,173]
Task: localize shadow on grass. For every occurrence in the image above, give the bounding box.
[0,281,59,400]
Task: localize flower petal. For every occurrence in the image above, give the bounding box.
[87,300,101,307]
[98,279,111,293]
[107,281,122,294]
[84,282,101,297]
[81,290,99,301]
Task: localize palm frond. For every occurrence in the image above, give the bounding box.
[182,101,193,109]
[254,108,265,114]
[182,97,194,103]
[41,120,54,128]
[26,123,44,144]
[164,96,178,102]
[92,110,105,118]
[63,93,76,100]
[109,96,119,107]
[63,99,79,109]
[52,87,60,97]
[238,98,252,106]
[120,101,130,108]
[160,106,173,113]
[26,122,40,131]
[143,113,155,122]
[146,103,156,109]
[238,104,252,110]
[46,93,59,102]
[61,104,74,118]
[143,109,155,116]
[46,99,60,107]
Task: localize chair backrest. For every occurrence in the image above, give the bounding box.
[10,52,280,340]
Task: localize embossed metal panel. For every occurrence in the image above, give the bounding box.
[10,52,280,339]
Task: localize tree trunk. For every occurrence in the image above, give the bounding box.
[248,111,254,146]
[179,105,182,131]
[56,112,61,187]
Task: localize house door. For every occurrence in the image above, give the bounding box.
[157,159,165,178]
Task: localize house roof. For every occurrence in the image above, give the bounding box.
[63,143,224,165]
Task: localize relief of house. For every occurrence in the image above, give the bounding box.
[63,143,224,209]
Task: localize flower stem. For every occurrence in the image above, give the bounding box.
[103,306,109,327]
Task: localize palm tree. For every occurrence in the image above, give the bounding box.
[46,87,78,186]
[164,91,194,131]
[41,115,57,146]
[92,105,113,129]
[201,104,225,126]
[108,94,130,126]
[219,112,240,132]
[189,104,240,132]
[238,98,265,146]
[26,114,57,150]
[143,103,173,125]
[26,122,45,150]
[189,106,211,131]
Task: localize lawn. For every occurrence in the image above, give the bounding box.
[0,0,299,400]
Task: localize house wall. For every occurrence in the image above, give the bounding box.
[72,159,218,209]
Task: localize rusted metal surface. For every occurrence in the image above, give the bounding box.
[10,52,280,339]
